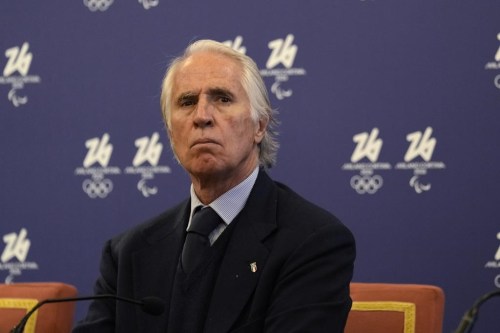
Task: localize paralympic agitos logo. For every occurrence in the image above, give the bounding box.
[0,228,39,283]
[0,42,41,108]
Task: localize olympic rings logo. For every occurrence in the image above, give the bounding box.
[82,178,113,198]
[350,174,383,194]
[83,0,114,12]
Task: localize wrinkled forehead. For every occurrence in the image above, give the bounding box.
[172,51,246,96]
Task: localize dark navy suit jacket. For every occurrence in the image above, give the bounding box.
[73,171,356,333]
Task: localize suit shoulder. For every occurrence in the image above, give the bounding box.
[109,199,188,252]
[274,181,350,234]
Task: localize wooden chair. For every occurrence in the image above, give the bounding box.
[0,282,78,333]
[345,283,445,333]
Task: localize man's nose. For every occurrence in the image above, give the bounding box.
[193,96,214,128]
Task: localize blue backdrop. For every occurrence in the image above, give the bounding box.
[1,1,500,332]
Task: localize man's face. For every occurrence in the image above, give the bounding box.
[168,51,266,184]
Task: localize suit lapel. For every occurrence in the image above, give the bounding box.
[205,171,277,333]
[131,201,190,332]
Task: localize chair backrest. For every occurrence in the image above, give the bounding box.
[345,282,445,333]
[0,282,78,333]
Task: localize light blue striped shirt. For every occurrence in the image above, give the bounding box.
[188,167,259,245]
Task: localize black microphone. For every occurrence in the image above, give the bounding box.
[11,294,165,333]
[454,289,500,333]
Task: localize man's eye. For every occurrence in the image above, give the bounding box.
[179,98,196,107]
[216,96,231,103]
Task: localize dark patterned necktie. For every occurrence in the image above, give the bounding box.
[181,206,222,274]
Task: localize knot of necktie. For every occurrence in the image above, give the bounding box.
[187,206,222,237]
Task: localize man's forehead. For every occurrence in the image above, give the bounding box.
[177,52,242,77]
[173,56,244,95]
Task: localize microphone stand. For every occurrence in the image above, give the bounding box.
[11,294,163,333]
[453,288,500,333]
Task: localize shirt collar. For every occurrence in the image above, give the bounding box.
[189,166,259,227]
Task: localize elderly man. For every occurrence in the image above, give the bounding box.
[73,39,355,333]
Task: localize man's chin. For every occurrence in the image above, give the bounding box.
[187,160,225,178]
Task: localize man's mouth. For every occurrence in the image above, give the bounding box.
[191,138,219,147]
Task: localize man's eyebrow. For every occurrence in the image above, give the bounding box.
[207,87,235,99]
[176,91,198,102]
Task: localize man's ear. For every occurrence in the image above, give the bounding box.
[254,117,268,144]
